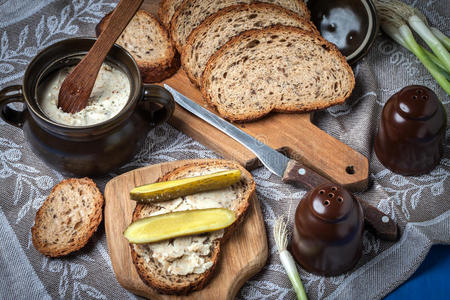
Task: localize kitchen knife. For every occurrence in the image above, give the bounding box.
[164,84,398,241]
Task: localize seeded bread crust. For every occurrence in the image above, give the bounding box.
[182,3,319,87]
[201,25,356,122]
[130,160,255,295]
[170,0,310,52]
[96,10,179,83]
[31,178,104,257]
[158,0,184,30]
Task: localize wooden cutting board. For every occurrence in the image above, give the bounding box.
[161,71,368,192]
[143,1,368,192]
[104,159,268,300]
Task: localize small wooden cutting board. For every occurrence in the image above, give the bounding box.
[104,160,268,300]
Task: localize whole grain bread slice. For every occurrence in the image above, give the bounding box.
[96,10,179,83]
[31,178,104,257]
[182,3,319,87]
[158,0,184,30]
[202,25,355,122]
[130,160,255,295]
[170,0,310,52]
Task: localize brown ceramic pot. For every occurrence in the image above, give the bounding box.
[291,183,364,276]
[0,38,174,176]
[374,85,447,176]
[308,0,379,65]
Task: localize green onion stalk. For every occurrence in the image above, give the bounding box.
[431,27,450,51]
[376,0,450,95]
[408,5,450,52]
[380,21,450,80]
[273,216,308,300]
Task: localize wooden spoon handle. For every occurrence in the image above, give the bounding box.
[58,0,142,113]
[89,0,143,62]
[74,0,143,75]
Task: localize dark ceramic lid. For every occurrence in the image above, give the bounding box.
[309,184,354,222]
[396,86,439,120]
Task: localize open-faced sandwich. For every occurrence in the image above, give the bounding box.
[124,160,255,295]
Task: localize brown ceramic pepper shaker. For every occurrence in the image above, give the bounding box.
[374,85,447,176]
[291,183,364,276]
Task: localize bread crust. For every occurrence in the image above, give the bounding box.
[158,0,174,29]
[171,0,310,53]
[31,178,104,257]
[181,2,318,88]
[96,10,180,83]
[296,0,310,20]
[129,160,255,295]
[201,25,356,122]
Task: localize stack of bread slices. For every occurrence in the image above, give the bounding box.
[97,0,354,122]
[161,0,355,122]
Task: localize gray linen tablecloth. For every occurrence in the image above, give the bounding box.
[0,0,448,299]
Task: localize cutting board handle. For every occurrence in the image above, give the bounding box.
[273,116,369,192]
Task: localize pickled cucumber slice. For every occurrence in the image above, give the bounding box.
[123,208,236,244]
[130,169,241,203]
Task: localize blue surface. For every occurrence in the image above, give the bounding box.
[385,245,450,299]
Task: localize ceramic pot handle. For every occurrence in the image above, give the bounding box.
[0,85,26,128]
[141,84,175,127]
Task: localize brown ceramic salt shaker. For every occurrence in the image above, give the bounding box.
[291,183,364,276]
[374,85,447,176]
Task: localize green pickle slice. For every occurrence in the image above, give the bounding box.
[130,169,241,203]
[123,208,236,244]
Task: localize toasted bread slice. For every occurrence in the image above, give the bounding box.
[158,0,184,29]
[130,160,255,295]
[96,10,179,83]
[182,3,319,87]
[31,178,103,257]
[170,0,310,52]
[202,25,355,122]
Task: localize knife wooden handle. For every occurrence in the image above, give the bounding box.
[282,160,399,241]
[282,159,329,189]
[359,200,399,241]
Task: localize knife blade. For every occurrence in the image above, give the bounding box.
[164,84,289,177]
[164,84,398,241]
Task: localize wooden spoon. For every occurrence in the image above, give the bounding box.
[58,0,143,113]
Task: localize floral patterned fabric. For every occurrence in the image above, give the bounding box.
[0,1,448,299]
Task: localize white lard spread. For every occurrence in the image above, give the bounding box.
[134,167,241,276]
[38,63,130,126]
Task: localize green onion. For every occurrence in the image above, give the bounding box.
[408,15,450,73]
[430,27,450,51]
[378,0,450,73]
[273,216,308,300]
[380,13,447,73]
[411,7,450,51]
[425,49,450,78]
[376,1,450,95]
